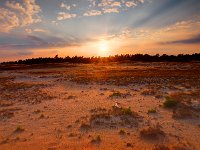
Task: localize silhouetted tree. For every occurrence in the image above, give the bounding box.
[1,53,200,65]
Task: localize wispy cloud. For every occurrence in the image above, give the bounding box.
[60,2,71,10]
[125,1,137,7]
[57,12,77,20]
[84,10,102,16]
[103,7,119,13]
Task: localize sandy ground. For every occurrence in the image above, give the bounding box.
[0,62,200,150]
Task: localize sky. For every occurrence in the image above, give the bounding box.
[0,0,200,61]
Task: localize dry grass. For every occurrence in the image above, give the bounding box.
[153,142,192,150]
[141,89,157,96]
[164,92,200,119]
[67,95,77,99]
[14,126,25,133]
[119,129,126,135]
[89,106,141,128]
[109,91,131,99]
[163,97,178,108]
[172,105,199,119]
[140,124,165,140]
[91,135,101,144]
[153,144,170,150]
[66,63,200,89]
[148,108,157,114]
[0,101,13,107]
[0,108,21,121]
[79,106,141,130]
[80,122,91,131]
[0,75,55,104]
[1,87,55,104]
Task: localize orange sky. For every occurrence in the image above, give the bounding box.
[0,0,200,62]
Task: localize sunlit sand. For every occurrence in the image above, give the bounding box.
[0,62,200,150]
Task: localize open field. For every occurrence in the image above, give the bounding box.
[0,62,200,150]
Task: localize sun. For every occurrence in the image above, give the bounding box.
[98,40,109,56]
[99,42,108,52]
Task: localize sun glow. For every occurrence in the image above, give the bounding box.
[99,41,108,51]
[98,40,109,56]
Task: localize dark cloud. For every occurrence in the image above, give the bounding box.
[0,34,83,50]
[162,34,200,45]
[131,0,200,29]
[16,51,33,56]
[27,35,47,45]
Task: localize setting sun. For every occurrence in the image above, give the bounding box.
[99,41,108,51]
[98,40,110,56]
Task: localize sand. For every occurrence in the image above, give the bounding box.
[0,62,200,150]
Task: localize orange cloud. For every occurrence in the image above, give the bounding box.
[57,12,77,20]
[0,0,41,32]
[84,10,102,16]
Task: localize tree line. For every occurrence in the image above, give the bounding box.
[1,53,200,65]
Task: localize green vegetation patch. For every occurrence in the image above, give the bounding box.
[163,96,178,108]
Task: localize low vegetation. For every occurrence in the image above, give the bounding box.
[141,89,156,96]
[91,135,101,144]
[79,106,141,130]
[39,114,45,119]
[14,127,25,133]
[163,97,178,108]
[140,124,165,139]
[148,108,157,114]
[119,129,126,135]
[122,107,133,115]
[109,91,131,98]
[153,143,192,150]
[163,92,200,119]
[67,95,76,99]
[80,122,91,131]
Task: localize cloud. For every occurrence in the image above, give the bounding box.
[16,51,33,56]
[125,1,137,7]
[103,7,119,13]
[57,12,77,20]
[88,0,96,7]
[138,0,145,3]
[87,0,145,16]
[25,29,32,34]
[34,29,48,33]
[51,21,58,26]
[84,10,102,16]
[163,35,200,45]
[60,2,71,10]
[25,28,48,34]
[98,0,114,7]
[0,0,41,32]
[56,0,147,20]
[0,33,85,51]
[110,1,121,7]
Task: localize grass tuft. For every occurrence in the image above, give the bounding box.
[122,107,132,115]
[109,91,122,98]
[148,109,157,114]
[140,124,165,139]
[39,114,45,119]
[14,126,25,133]
[91,135,101,144]
[163,97,178,108]
[119,129,126,135]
